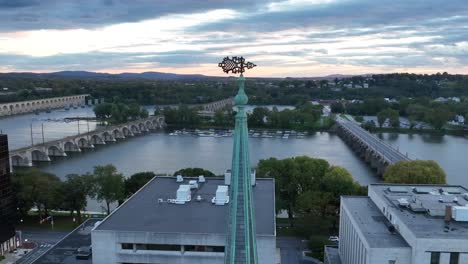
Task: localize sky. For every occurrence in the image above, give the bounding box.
[0,0,468,77]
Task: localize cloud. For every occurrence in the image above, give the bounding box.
[1,0,468,76]
[0,0,280,32]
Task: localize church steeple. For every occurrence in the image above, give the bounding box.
[218,57,258,264]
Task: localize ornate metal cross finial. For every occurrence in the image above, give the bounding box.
[218,56,256,74]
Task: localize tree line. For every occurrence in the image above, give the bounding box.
[12,165,216,223]
[162,102,335,131]
[332,97,468,130]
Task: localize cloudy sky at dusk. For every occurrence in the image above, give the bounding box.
[1,0,468,77]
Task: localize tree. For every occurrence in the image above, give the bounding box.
[173,168,216,177]
[93,103,113,119]
[425,107,452,130]
[61,174,94,223]
[90,165,125,214]
[124,172,155,197]
[12,168,62,219]
[377,110,387,128]
[362,120,376,131]
[465,113,468,125]
[257,156,330,226]
[383,160,446,184]
[331,102,345,113]
[354,116,364,123]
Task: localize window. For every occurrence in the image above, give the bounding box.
[450,253,459,264]
[430,252,440,264]
[184,245,225,252]
[135,244,180,251]
[121,243,133,250]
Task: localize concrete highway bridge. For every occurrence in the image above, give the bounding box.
[10,116,165,167]
[335,117,410,176]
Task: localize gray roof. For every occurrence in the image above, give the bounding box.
[95,176,275,235]
[370,184,468,239]
[341,196,409,248]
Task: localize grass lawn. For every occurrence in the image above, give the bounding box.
[17,212,98,231]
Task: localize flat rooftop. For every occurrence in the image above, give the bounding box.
[33,218,101,264]
[342,196,409,248]
[95,176,275,235]
[370,184,468,239]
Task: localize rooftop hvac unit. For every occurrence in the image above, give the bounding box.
[189,180,198,189]
[198,175,206,183]
[175,185,191,204]
[452,206,468,222]
[397,198,409,207]
[212,185,229,205]
[176,175,183,183]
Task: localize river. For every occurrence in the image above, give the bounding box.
[2,108,468,187]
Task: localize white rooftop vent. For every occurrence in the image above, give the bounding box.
[176,175,183,183]
[452,206,468,222]
[189,180,198,189]
[198,175,206,183]
[397,198,409,207]
[175,185,191,204]
[212,185,229,205]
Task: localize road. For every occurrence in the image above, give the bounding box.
[277,237,322,264]
[15,230,68,264]
[337,118,410,164]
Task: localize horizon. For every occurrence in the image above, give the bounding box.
[1,1,468,77]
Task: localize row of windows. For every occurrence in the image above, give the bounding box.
[430,252,459,264]
[121,243,224,253]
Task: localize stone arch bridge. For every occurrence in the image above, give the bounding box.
[0,94,88,117]
[10,116,165,167]
[335,117,411,176]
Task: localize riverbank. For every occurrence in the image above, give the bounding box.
[369,127,468,137]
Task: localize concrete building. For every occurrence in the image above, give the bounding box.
[0,94,88,116]
[91,176,277,264]
[325,184,468,264]
[0,135,17,256]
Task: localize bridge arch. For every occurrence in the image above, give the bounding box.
[122,127,132,136]
[145,120,152,129]
[77,138,89,148]
[31,149,49,161]
[102,131,114,142]
[138,123,146,131]
[130,124,140,134]
[64,141,79,152]
[11,155,29,167]
[90,134,104,145]
[113,129,123,139]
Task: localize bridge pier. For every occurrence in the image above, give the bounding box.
[9,116,165,167]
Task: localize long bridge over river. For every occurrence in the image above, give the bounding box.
[10,116,165,167]
[335,117,411,176]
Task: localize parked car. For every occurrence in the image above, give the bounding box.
[76,246,92,260]
[328,236,339,242]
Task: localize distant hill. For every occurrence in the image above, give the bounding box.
[0,71,211,80]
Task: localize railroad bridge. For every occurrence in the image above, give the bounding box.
[10,116,165,167]
[335,117,410,176]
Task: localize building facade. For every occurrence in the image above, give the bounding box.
[0,135,16,256]
[325,184,468,264]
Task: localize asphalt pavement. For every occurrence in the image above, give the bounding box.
[277,237,322,264]
[14,230,67,264]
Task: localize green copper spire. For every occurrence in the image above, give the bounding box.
[218,57,258,264]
